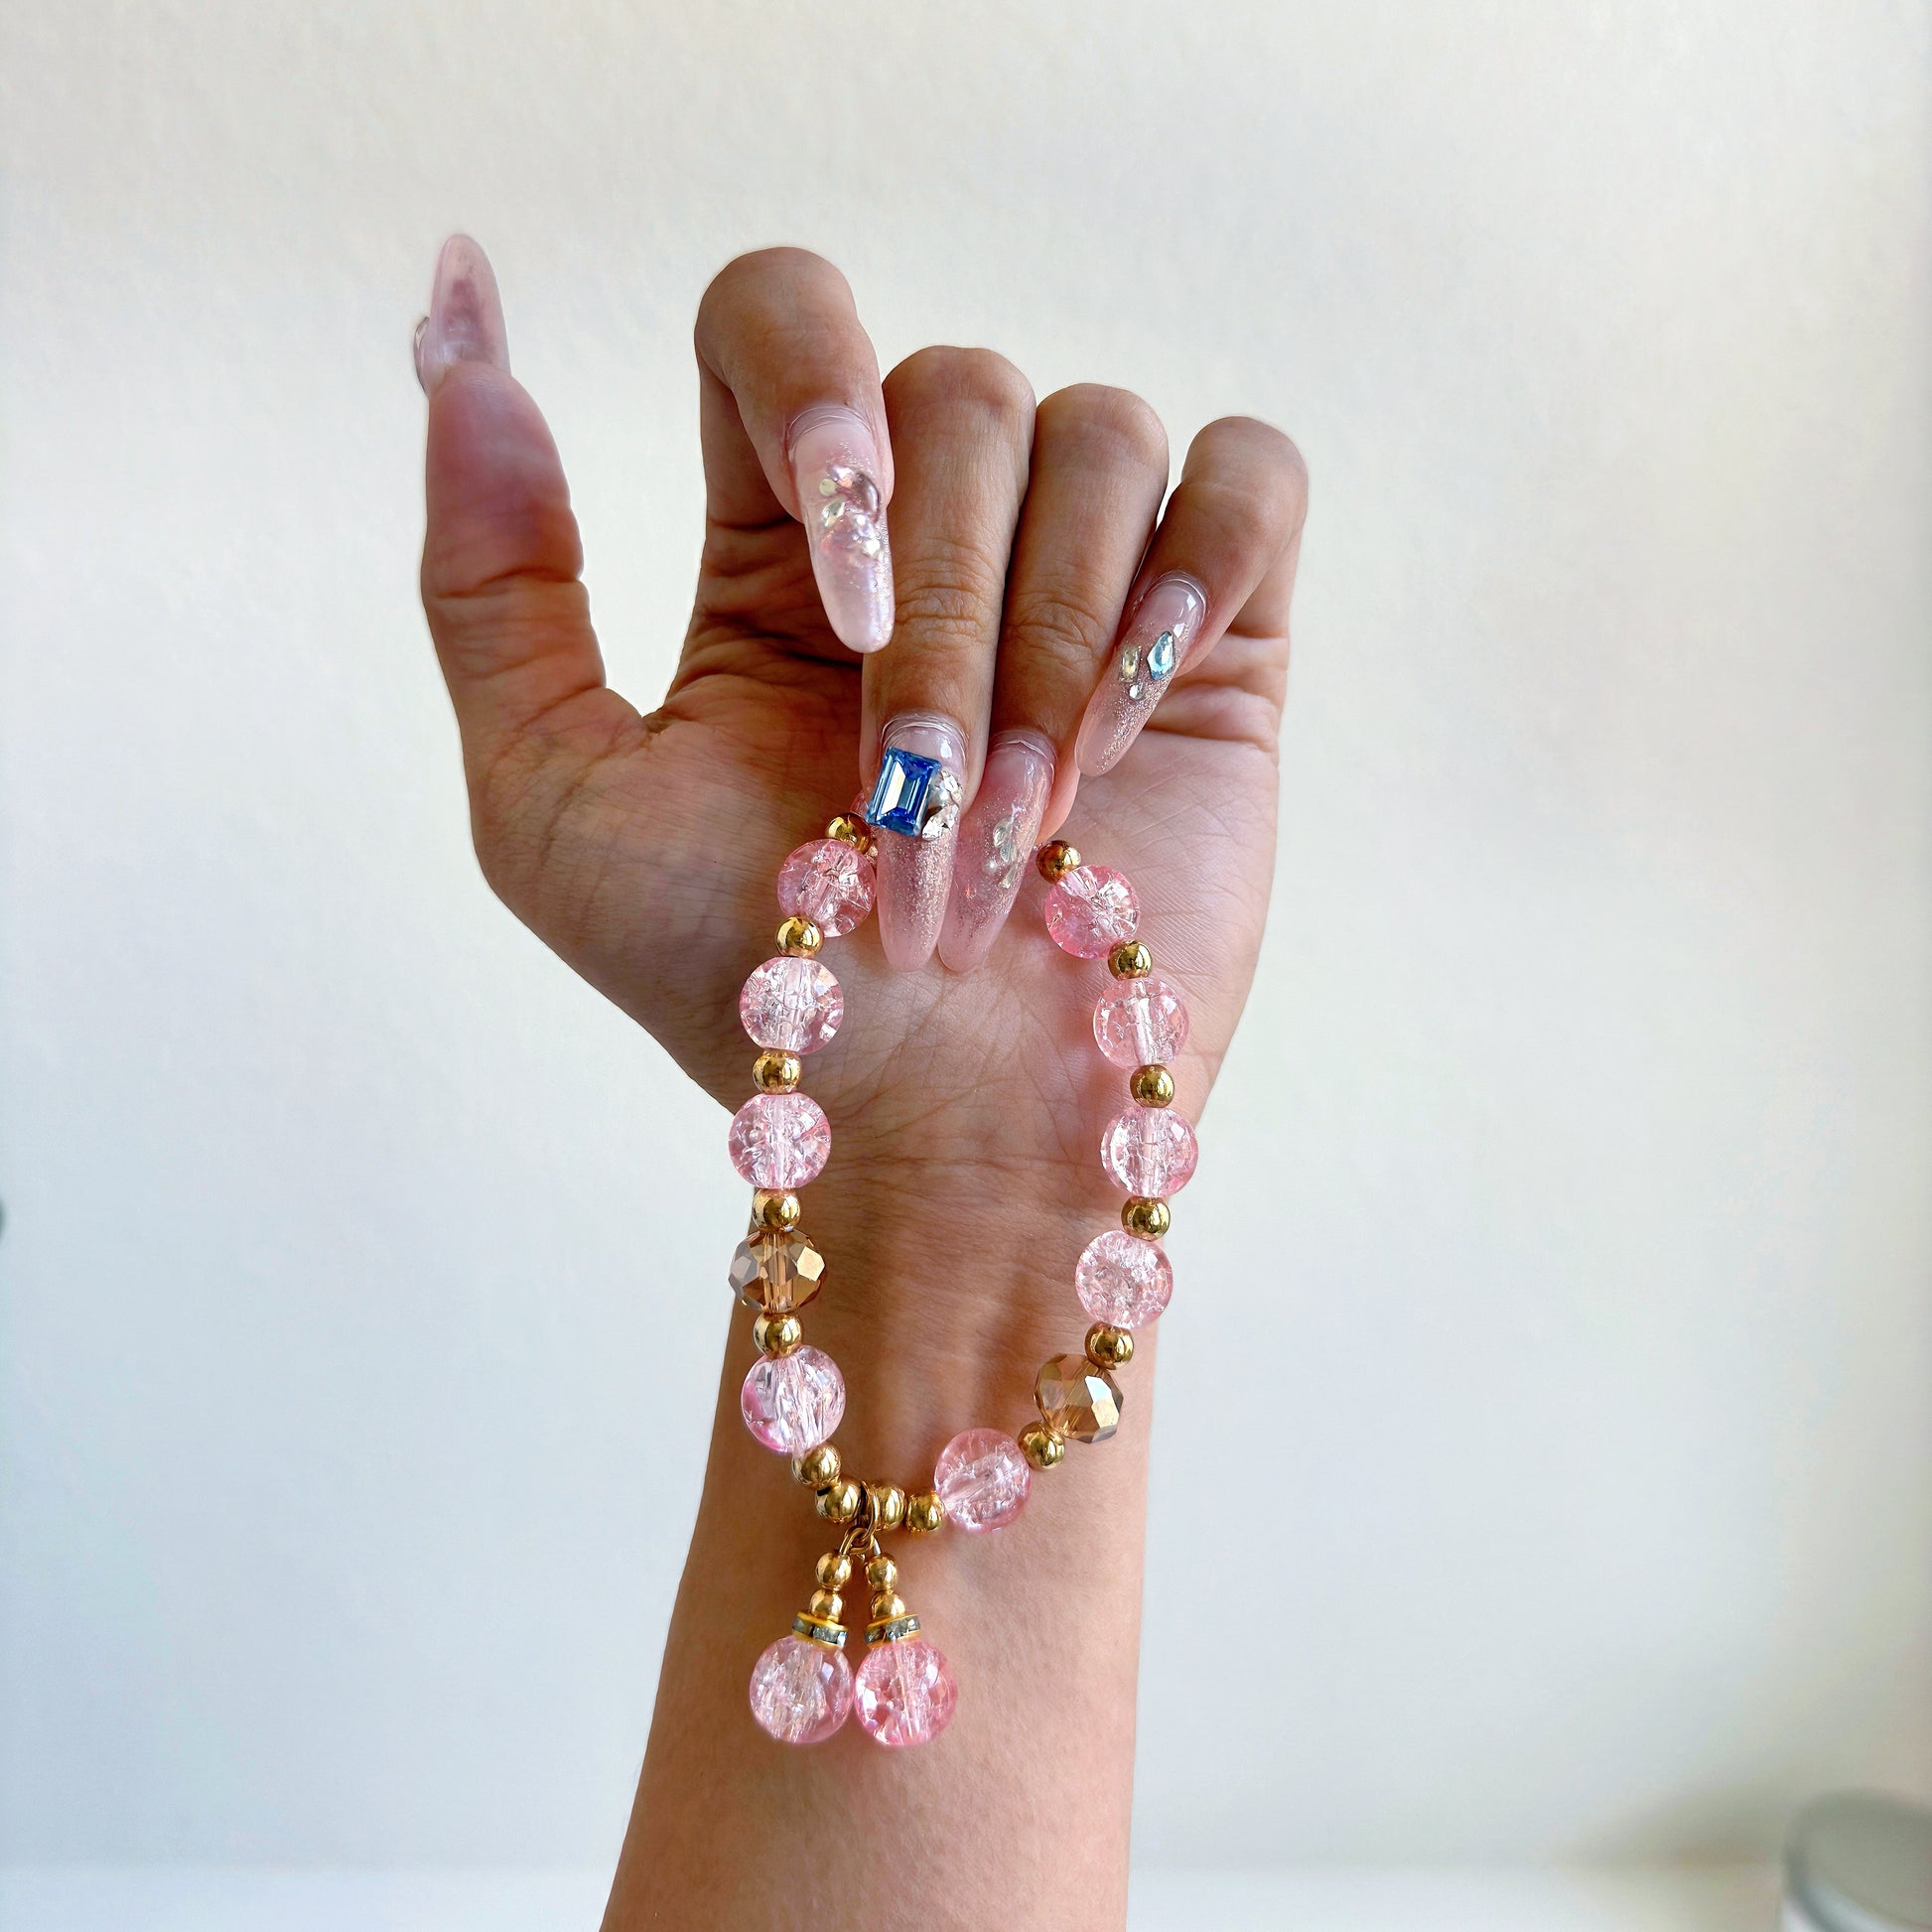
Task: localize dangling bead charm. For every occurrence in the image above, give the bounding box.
[750,1551,856,1744]
[854,1563,956,1745]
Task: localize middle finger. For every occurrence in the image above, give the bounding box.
[861,347,1035,971]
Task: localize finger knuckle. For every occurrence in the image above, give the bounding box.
[889,345,1035,439]
[894,534,1009,643]
[1194,416,1310,530]
[1038,384,1169,474]
[1004,574,1119,668]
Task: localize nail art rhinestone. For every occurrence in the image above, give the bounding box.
[817,464,885,561]
[1147,628,1178,679]
[866,747,963,841]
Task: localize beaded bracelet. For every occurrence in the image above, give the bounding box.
[727,757,1195,1749]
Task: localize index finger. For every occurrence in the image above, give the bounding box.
[695,247,897,653]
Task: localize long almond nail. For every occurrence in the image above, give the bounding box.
[1074,574,1208,775]
[789,405,894,653]
[938,730,1054,973]
[865,714,967,970]
[413,234,510,395]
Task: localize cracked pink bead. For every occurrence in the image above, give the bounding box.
[741,1344,846,1454]
[740,955,844,1054]
[728,1092,832,1188]
[749,1634,853,1744]
[1043,864,1140,958]
[1099,1104,1198,1195]
[933,1428,1032,1533]
[776,838,876,937]
[855,1635,957,1746]
[1093,972,1189,1068]
[1075,1229,1173,1328]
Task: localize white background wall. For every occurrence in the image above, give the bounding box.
[1,0,1927,1876]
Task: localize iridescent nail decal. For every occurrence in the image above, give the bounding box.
[939,730,1054,973]
[1074,574,1208,776]
[872,714,967,971]
[789,406,895,654]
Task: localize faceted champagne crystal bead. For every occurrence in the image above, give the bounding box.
[741,1344,846,1454]
[1092,972,1189,1068]
[740,955,844,1054]
[1035,1353,1123,1444]
[729,1230,826,1312]
[933,1428,1032,1533]
[776,838,876,938]
[854,1635,957,1746]
[1099,1104,1197,1195]
[1042,864,1140,958]
[749,1633,854,1744]
[728,1092,832,1189]
[1074,1229,1173,1328]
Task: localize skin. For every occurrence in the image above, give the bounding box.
[417,241,1307,1930]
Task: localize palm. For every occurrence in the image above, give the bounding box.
[468,513,1283,1190]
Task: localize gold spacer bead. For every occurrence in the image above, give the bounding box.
[1019,1422,1066,1470]
[1036,840,1081,883]
[826,812,869,848]
[754,1189,802,1232]
[868,1483,906,1533]
[1122,1195,1171,1239]
[794,1443,841,1487]
[816,1476,863,1524]
[816,1552,852,1590]
[1109,939,1154,979]
[871,1591,907,1622]
[753,1049,802,1093]
[753,1311,803,1356]
[1086,1322,1135,1369]
[807,1588,844,1622]
[1129,1063,1174,1107]
[776,915,823,957]
[904,1491,945,1535]
[865,1555,898,1593]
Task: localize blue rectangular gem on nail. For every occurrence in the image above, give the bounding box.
[866,747,943,837]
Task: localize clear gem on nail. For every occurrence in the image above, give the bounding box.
[1148,629,1177,679]
[866,748,961,841]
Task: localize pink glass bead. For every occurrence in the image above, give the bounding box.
[933,1428,1032,1534]
[1075,1229,1173,1328]
[740,955,844,1054]
[776,838,876,938]
[728,1092,832,1188]
[1042,864,1140,958]
[1099,1104,1198,1195]
[749,1633,853,1744]
[855,1635,957,1746]
[741,1344,846,1454]
[1092,972,1189,1068]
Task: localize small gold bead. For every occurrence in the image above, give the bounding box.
[753,1311,803,1356]
[1019,1423,1066,1470]
[776,914,823,957]
[1109,939,1153,979]
[868,1483,906,1532]
[1036,840,1081,883]
[1122,1196,1171,1239]
[816,1553,852,1590]
[753,1049,802,1093]
[807,1588,844,1621]
[1129,1063,1174,1107]
[871,1592,907,1622]
[794,1443,841,1487]
[1086,1322,1135,1369]
[816,1476,863,1524]
[865,1555,898,1593]
[826,813,869,848]
[904,1491,945,1535]
[754,1189,802,1232]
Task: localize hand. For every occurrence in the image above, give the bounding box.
[416,239,1308,1293]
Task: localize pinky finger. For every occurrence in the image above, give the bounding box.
[1073,417,1309,776]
